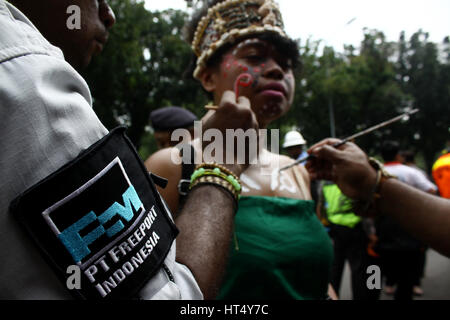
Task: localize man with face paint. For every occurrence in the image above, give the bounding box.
[147,0,336,300]
[0,0,257,299]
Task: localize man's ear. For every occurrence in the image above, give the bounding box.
[198,67,217,93]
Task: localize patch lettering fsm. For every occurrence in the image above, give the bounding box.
[10,127,178,299]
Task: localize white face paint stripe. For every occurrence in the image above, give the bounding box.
[240,173,262,191]
[270,169,279,191]
[242,169,299,195]
[279,171,297,194]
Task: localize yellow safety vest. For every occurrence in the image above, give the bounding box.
[322,184,361,228]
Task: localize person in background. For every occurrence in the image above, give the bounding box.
[306,138,450,260]
[376,141,437,300]
[150,106,198,150]
[146,0,337,300]
[432,147,450,199]
[400,149,437,296]
[401,150,432,182]
[283,130,308,162]
[318,182,380,300]
[0,0,257,300]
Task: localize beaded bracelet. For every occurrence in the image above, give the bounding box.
[191,168,241,194]
[189,164,242,211]
[195,163,240,183]
[191,164,242,195]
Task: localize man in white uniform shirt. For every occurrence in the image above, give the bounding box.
[0,0,254,299]
[376,140,436,300]
[382,146,437,194]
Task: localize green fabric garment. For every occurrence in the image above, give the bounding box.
[323,184,361,228]
[217,196,333,300]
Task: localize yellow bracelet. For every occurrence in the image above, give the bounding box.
[195,163,240,182]
[191,164,242,195]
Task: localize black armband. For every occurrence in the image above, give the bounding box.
[10,127,178,299]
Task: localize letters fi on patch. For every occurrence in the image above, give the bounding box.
[42,157,143,267]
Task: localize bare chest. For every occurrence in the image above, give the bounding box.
[240,166,311,200]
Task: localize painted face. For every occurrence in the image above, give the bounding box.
[212,38,295,128]
[33,0,116,70]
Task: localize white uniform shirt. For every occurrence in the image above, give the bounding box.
[384,162,437,193]
[0,0,201,299]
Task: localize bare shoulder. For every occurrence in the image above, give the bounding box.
[277,154,308,173]
[278,154,296,167]
[278,154,311,189]
[144,147,183,214]
[144,147,181,175]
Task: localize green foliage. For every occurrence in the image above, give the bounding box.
[83,1,449,171]
[279,29,448,171]
[82,0,207,152]
[138,129,157,161]
[284,31,406,156]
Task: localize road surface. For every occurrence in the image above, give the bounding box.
[339,249,450,300]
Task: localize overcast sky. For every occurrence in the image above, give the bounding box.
[144,0,450,51]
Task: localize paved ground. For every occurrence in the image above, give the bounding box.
[338,249,450,300]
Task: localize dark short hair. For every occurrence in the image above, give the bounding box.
[150,106,198,131]
[381,140,400,162]
[400,150,415,163]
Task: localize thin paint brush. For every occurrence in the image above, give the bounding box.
[279,109,420,172]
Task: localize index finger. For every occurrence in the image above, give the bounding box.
[237,95,251,109]
[220,90,237,106]
[307,138,343,154]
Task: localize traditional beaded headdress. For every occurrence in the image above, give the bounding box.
[191,0,288,79]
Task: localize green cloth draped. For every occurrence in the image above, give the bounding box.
[217,196,333,300]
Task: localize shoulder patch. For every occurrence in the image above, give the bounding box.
[10,127,178,299]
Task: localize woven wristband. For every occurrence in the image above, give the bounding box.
[196,163,240,182]
[189,164,242,212]
[190,175,239,212]
[191,165,242,196]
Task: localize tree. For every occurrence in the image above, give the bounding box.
[275,38,344,146]
[283,30,407,156]
[82,0,207,151]
[395,30,450,170]
[349,29,408,154]
[82,1,449,168]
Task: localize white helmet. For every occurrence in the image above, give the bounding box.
[283,130,307,148]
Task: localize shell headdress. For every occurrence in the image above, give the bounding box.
[191,0,288,79]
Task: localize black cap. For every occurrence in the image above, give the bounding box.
[150,106,198,131]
